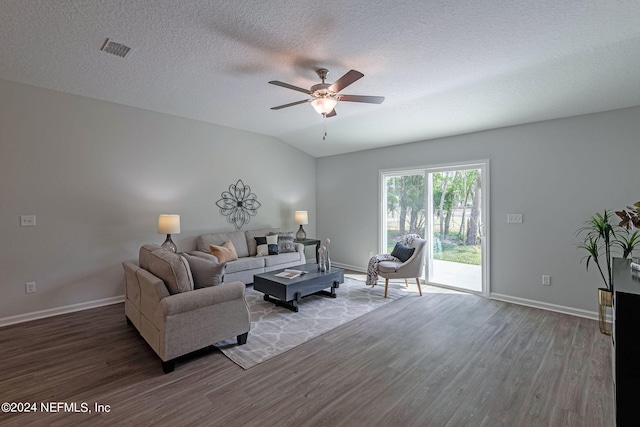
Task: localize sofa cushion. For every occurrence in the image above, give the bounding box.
[377,260,402,273]
[391,242,415,263]
[146,248,194,294]
[197,230,248,258]
[209,240,239,263]
[245,228,280,256]
[263,251,302,267]
[181,252,226,288]
[139,243,163,270]
[271,231,296,253]
[255,235,279,256]
[225,256,265,274]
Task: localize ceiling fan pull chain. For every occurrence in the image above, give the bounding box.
[323,115,328,140]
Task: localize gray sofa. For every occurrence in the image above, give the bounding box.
[187,227,306,284]
[123,244,251,373]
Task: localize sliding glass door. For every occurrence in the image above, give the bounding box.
[381,171,426,253]
[428,167,484,293]
[381,162,489,296]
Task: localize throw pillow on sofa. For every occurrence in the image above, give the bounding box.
[181,252,226,288]
[270,231,296,253]
[210,240,239,263]
[255,235,278,256]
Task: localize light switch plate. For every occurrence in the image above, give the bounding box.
[507,214,523,224]
[20,215,36,226]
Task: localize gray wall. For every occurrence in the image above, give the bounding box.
[0,79,316,321]
[317,106,640,314]
[2,75,637,322]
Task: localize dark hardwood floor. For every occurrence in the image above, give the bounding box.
[0,281,614,426]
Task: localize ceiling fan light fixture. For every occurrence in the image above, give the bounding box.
[311,97,337,115]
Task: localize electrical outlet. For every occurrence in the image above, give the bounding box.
[20,215,36,226]
[507,214,523,224]
[542,275,551,286]
[25,282,36,293]
[368,250,374,258]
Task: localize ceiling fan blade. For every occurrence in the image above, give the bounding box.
[329,70,364,93]
[325,109,337,118]
[270,99,313,110]
[268,81,312,95]
[338,94,385,104]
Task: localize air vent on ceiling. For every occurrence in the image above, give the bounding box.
[100,38,132,58]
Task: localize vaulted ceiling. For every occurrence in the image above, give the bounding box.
[1,1,639,157]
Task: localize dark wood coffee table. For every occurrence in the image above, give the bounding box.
[253,263,344,312]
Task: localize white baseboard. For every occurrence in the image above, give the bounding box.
[333,264,603,321]
[0,295,124,327]
[490,293,605,321]
[330,262,607,322]
[1,285,604,328]
[332,262,367,273]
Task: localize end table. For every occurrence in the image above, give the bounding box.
[294,238,321,263]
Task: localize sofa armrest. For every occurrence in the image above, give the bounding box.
[161,281,246,316]
[134,267,171,327]
[294,243,306,264]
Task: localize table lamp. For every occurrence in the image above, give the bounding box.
[158,214,180,252]
[294,211,308,240]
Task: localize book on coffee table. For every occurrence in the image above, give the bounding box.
[274,269,306,279]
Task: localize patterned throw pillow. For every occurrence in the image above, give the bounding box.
[272,231,296,253]
[255,235,279,256]
[390,242,415,263]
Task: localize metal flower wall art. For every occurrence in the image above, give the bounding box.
[216,179,261,229]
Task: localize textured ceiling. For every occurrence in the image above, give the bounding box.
[1,0,639,157]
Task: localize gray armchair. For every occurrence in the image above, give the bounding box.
[123,244,251,373]
[375,238,426,298]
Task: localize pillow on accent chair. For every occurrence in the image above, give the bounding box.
[146,249,194,294]
[271,231,296,253]
[390,242,415,263]
[181,253,226,288]
[255,235,279,256]
[209,240,239,263]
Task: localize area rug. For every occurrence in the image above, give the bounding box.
[215,277,407,369]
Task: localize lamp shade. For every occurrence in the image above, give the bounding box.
[158,214,180,234]
[294,211,308,225]
[311,97,337,115]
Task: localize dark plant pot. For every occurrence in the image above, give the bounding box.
[598,287,612,335]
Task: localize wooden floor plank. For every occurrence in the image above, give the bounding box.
[0,282,614,426]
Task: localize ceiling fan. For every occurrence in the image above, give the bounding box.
[268,69,384,118]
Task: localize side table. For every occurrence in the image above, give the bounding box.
[294,238,321,263]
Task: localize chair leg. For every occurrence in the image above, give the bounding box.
[237,332,248,345]
[384,278,389,298]
[404,278,409,287]
[416,278,423,296]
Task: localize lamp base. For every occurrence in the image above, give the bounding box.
[296,225,307,241]
[161,234,177,253]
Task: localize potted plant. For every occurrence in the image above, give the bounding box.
[616,201,640,268]
[576,209,639,335]
[616,201,640,230]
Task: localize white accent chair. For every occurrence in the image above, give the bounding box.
[376,238,426,298]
